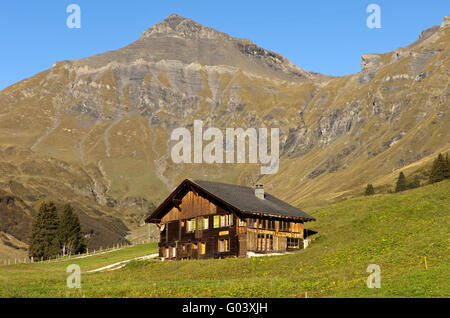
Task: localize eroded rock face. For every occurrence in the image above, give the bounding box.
[360,54,383,84]
[440,15,450,29]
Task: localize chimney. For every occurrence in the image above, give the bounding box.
[255,184,264,200]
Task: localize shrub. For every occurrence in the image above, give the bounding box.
[364,184,375,196]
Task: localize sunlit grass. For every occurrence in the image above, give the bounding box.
[0,181,448,298]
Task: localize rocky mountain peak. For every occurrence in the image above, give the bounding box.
[140,13,232,42]
[163,13,186,26]
[104,14,316,82]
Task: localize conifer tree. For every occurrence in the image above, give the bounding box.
[395,172,408,192]
[365,184,375,196]
[407,175,421,189]
[29,201,60,259]
[429,153,447,184]
[58,204,86,256]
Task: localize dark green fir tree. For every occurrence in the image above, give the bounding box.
[429,153,447,184]
[29,201,60,260]
[58,204,86,256]
[395,172,408,193]
[365,184,375,196]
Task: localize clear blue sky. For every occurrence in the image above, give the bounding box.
[0,1,448,90]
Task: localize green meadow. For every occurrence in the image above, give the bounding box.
[1,180,449,298]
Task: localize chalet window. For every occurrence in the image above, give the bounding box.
[248,218,258,228]
[218,214,233,227]
[203,217,209,229]
[200,242,206,255]
[197,217,203,230]
[267,220,275,230]
[192,242,198,249]
[257,234,265,251]
[280,221,290,232]
[266,235,273,251]
[239,218,246,227]
[213,215,220,228]
[258,219,263,229]
[287,238,300,249]
[186,219,197,232]
[165,247,169,258]
[171,246,176,258]
[256,234,273,251]
[218,239,230,253]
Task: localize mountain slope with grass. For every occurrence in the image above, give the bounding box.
[1,180,448,297]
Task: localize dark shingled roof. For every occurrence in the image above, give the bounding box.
[190,179,315,221]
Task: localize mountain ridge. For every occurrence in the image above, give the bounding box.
[55,13,325,84]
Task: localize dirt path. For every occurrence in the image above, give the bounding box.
[86,253,158,273]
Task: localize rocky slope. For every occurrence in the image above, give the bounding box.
[0,14,448,246]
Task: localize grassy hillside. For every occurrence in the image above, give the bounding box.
[0,180,448,298]
[0,242,159,297]
[0,232,28,260]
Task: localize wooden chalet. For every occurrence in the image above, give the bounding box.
[145,179,315,260]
